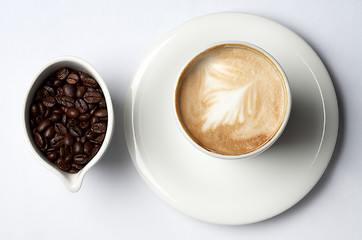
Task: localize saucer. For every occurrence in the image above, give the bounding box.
[124,13,338,225]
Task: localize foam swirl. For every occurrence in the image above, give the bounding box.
[176,44,287,155]
[201,60,254,132]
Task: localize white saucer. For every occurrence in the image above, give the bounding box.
[124,13,338,225]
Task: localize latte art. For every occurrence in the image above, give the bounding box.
[201,61,255,132]
[176,44,289,155]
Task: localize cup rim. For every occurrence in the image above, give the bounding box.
[22,56,114,191]
[173,41,292,160]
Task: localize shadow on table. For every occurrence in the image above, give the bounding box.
[89,78,135,190]
[230,45,344,229]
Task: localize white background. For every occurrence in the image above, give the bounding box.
[0,0,361,239]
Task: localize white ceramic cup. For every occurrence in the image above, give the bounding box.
[22,56,114,192]
[174,42,292,159]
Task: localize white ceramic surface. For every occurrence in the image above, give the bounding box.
[23,56,114,192]
[124,13,338,225]
[173,41,292,159]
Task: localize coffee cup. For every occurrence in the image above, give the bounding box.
[174,42,291,159]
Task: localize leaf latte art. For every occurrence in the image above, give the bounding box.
[176,44,289,155]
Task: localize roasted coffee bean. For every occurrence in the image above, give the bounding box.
[56,68,69,80]
[66,72,79,84]
[50,134,64,148]
[71,162,83,170]
[79,113,91,121]
[50,113,61,122]
[65,152,75,163]
[59,96,75,107]
[84,91,102,103]
[90,105,98,115]
[35,116,43,125]
[69,125,82,137]
[38,103,46,116]
[79,121,90,130]
[34,132,44,148]
[44,126,55,139]
[94,109,107,118]
[83,141,94,155]
[40,139,49,152]
[79,71,90,81]
[59,146,66,157]
[61,113,67,125]
[58,161,71,171]
[54,123,67,135]
[90,116,99,125]
[85,129,97,140]
[87,87,96,92]
[30,104,39,116]
[75,99,88,113]
[96,88,103,95]
[90,144,100,159]
[74,154,89,164]
[53,79,64,87]
[76,85,87,98]
[47,151,58,161]
[64,133,74,146]
[90,133,105,145]
[67,108,79,119]
[99,99,106,108]
[81,77,98,88]
[73,142,83,154]
[43,85,55,96]
[46,147,56,152]
[55,157,64,165]
[91,122,106,133]
[63,83,76,97]
[44,107,52,118]
[37,119,51,132]
[68,168,79,173]
[43,96,56,107]
[56,86,64,96]
[36,89,49,101]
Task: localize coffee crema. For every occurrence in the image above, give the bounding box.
[175,44,289,156]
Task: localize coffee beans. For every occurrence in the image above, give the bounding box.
[75,99,88,113]
[66,72,79,84]
[29,68,107,173]
[67,108,79,119]
[59,96,75,107]
[56,68,69,80]
[63,84,76,97]
[91,122,106,134]
[43,96,56,107]
[73,154,89,164]
[81,77,98,88]
[84,91,102,103]
[37,119,51,132]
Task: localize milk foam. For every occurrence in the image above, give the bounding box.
[176,44,288,155]
[201,60,253,132]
